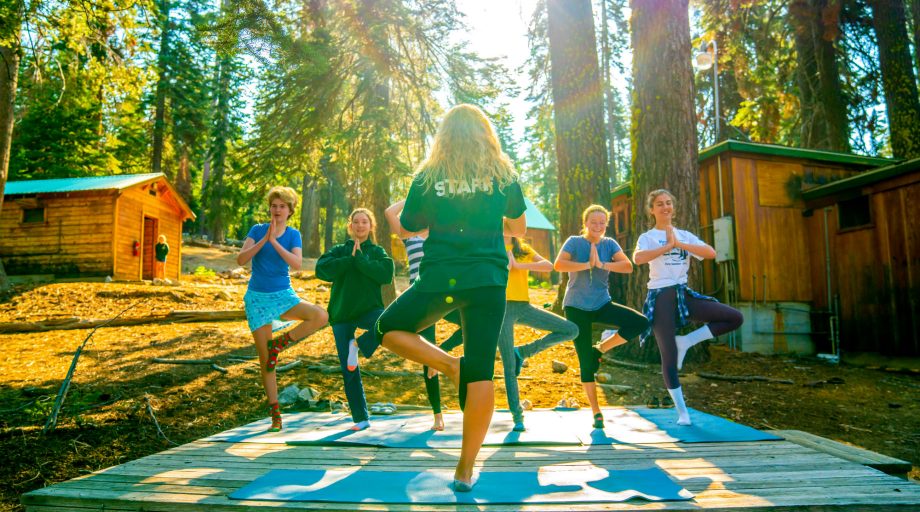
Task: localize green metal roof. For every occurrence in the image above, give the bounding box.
[611,183,631,200]
[5,173,163,195]
[802,157,920,201]
[699,140,895,169]
[524,197,555,231]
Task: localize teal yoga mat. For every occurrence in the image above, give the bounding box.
[563,407,781,445]
[229,467,694,504]
[281,410,583,448]
[633,407,782,443]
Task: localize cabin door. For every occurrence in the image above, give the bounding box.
[142,217,158,280]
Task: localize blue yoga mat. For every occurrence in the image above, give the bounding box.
[633,407,782,443]
[561,408,679,445]
[229,467,694,504]
[282,414,415,447]
[202,412,351,444]
[283,410,583,449]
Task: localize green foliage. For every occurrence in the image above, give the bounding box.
[193,265,216,277]
[10,0,153,179]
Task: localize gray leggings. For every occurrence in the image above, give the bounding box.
[498,301,579,422]
[652,287,744,389]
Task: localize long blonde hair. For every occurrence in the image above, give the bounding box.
[347,208,377,244]
[415,104,517,192]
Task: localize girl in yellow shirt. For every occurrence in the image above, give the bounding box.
[501,236,579,432]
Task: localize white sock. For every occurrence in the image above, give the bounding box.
[350,420,370,431]
[676,325,714,370]
[346,339,359,371]
[667,387,692,425]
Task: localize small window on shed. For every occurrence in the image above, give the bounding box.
[22,207,45,224]
[148,187,157,197]
[837,195,871,230]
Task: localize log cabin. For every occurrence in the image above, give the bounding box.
[1,173,195,281]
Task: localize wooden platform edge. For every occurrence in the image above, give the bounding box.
[771,429,913,474]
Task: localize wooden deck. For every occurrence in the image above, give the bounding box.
[22,420,920,511]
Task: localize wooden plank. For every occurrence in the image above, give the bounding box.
[773,430,912,474]
[22,415,920,512]
[23,481,920,512]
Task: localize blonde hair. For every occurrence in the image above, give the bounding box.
[415,104,517,192]
[267,186,298,219]
[348,208,377,244]
[646,189,676,225]
[580,204,610,236]
[157,234,167,243]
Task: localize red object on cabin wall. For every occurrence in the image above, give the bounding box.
[133,240,140,256]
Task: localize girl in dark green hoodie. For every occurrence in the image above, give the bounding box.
[315,208,394,431]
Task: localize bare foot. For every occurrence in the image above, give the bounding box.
[430,413,444,431]
[453,465,474,486]
[427,366,439,379]
[597,333,628,353]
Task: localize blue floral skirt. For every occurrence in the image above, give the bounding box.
[243,288,303,332]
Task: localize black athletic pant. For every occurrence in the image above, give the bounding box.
[565,302,649,382]
[377,285,506,385]
[651,287,743,389]
[420,310,462,414]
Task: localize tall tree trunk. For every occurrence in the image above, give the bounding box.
[0,11,22,292]
[547,0,611,240]
[622,0,702,363]
[151,0,171,174]
[869,0,920,158]
[300,173,321,257]
[206,55,231,243]
[198,158,209,236]
[791,0,829,149]
[600,0,617,186]
[322,176,335,253]
[175,145,192,201]
[912,0,920,83]
[547,0,611,310]
[814,0,849,152]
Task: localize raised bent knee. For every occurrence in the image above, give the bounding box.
[565,322,580,340]
[729,308,744,330]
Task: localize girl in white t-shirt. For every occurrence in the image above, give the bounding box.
[633,189,743,425]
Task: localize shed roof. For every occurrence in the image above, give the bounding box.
[5,173,165,195]
[699,140,895,169]
[525,197,555,231]
[802,157,920,201]
[5,173,195,220]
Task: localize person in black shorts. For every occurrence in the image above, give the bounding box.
[377,104,526,492]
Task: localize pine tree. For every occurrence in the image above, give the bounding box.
[622,0,701,363]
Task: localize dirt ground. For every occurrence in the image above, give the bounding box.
[1,255,918,511]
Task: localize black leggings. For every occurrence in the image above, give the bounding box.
[377,285,506,384]
[652,287,744,389]
[420,310,462,414]
[565,302,649,382]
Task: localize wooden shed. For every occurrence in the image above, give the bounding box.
[802,158,920,356]
[1,173,195,281]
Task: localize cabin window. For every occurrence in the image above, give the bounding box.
[148,187,157,197]
[22,207,45,224]
[837,195,871,230]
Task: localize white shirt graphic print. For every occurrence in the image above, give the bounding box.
[636,228,705,290]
